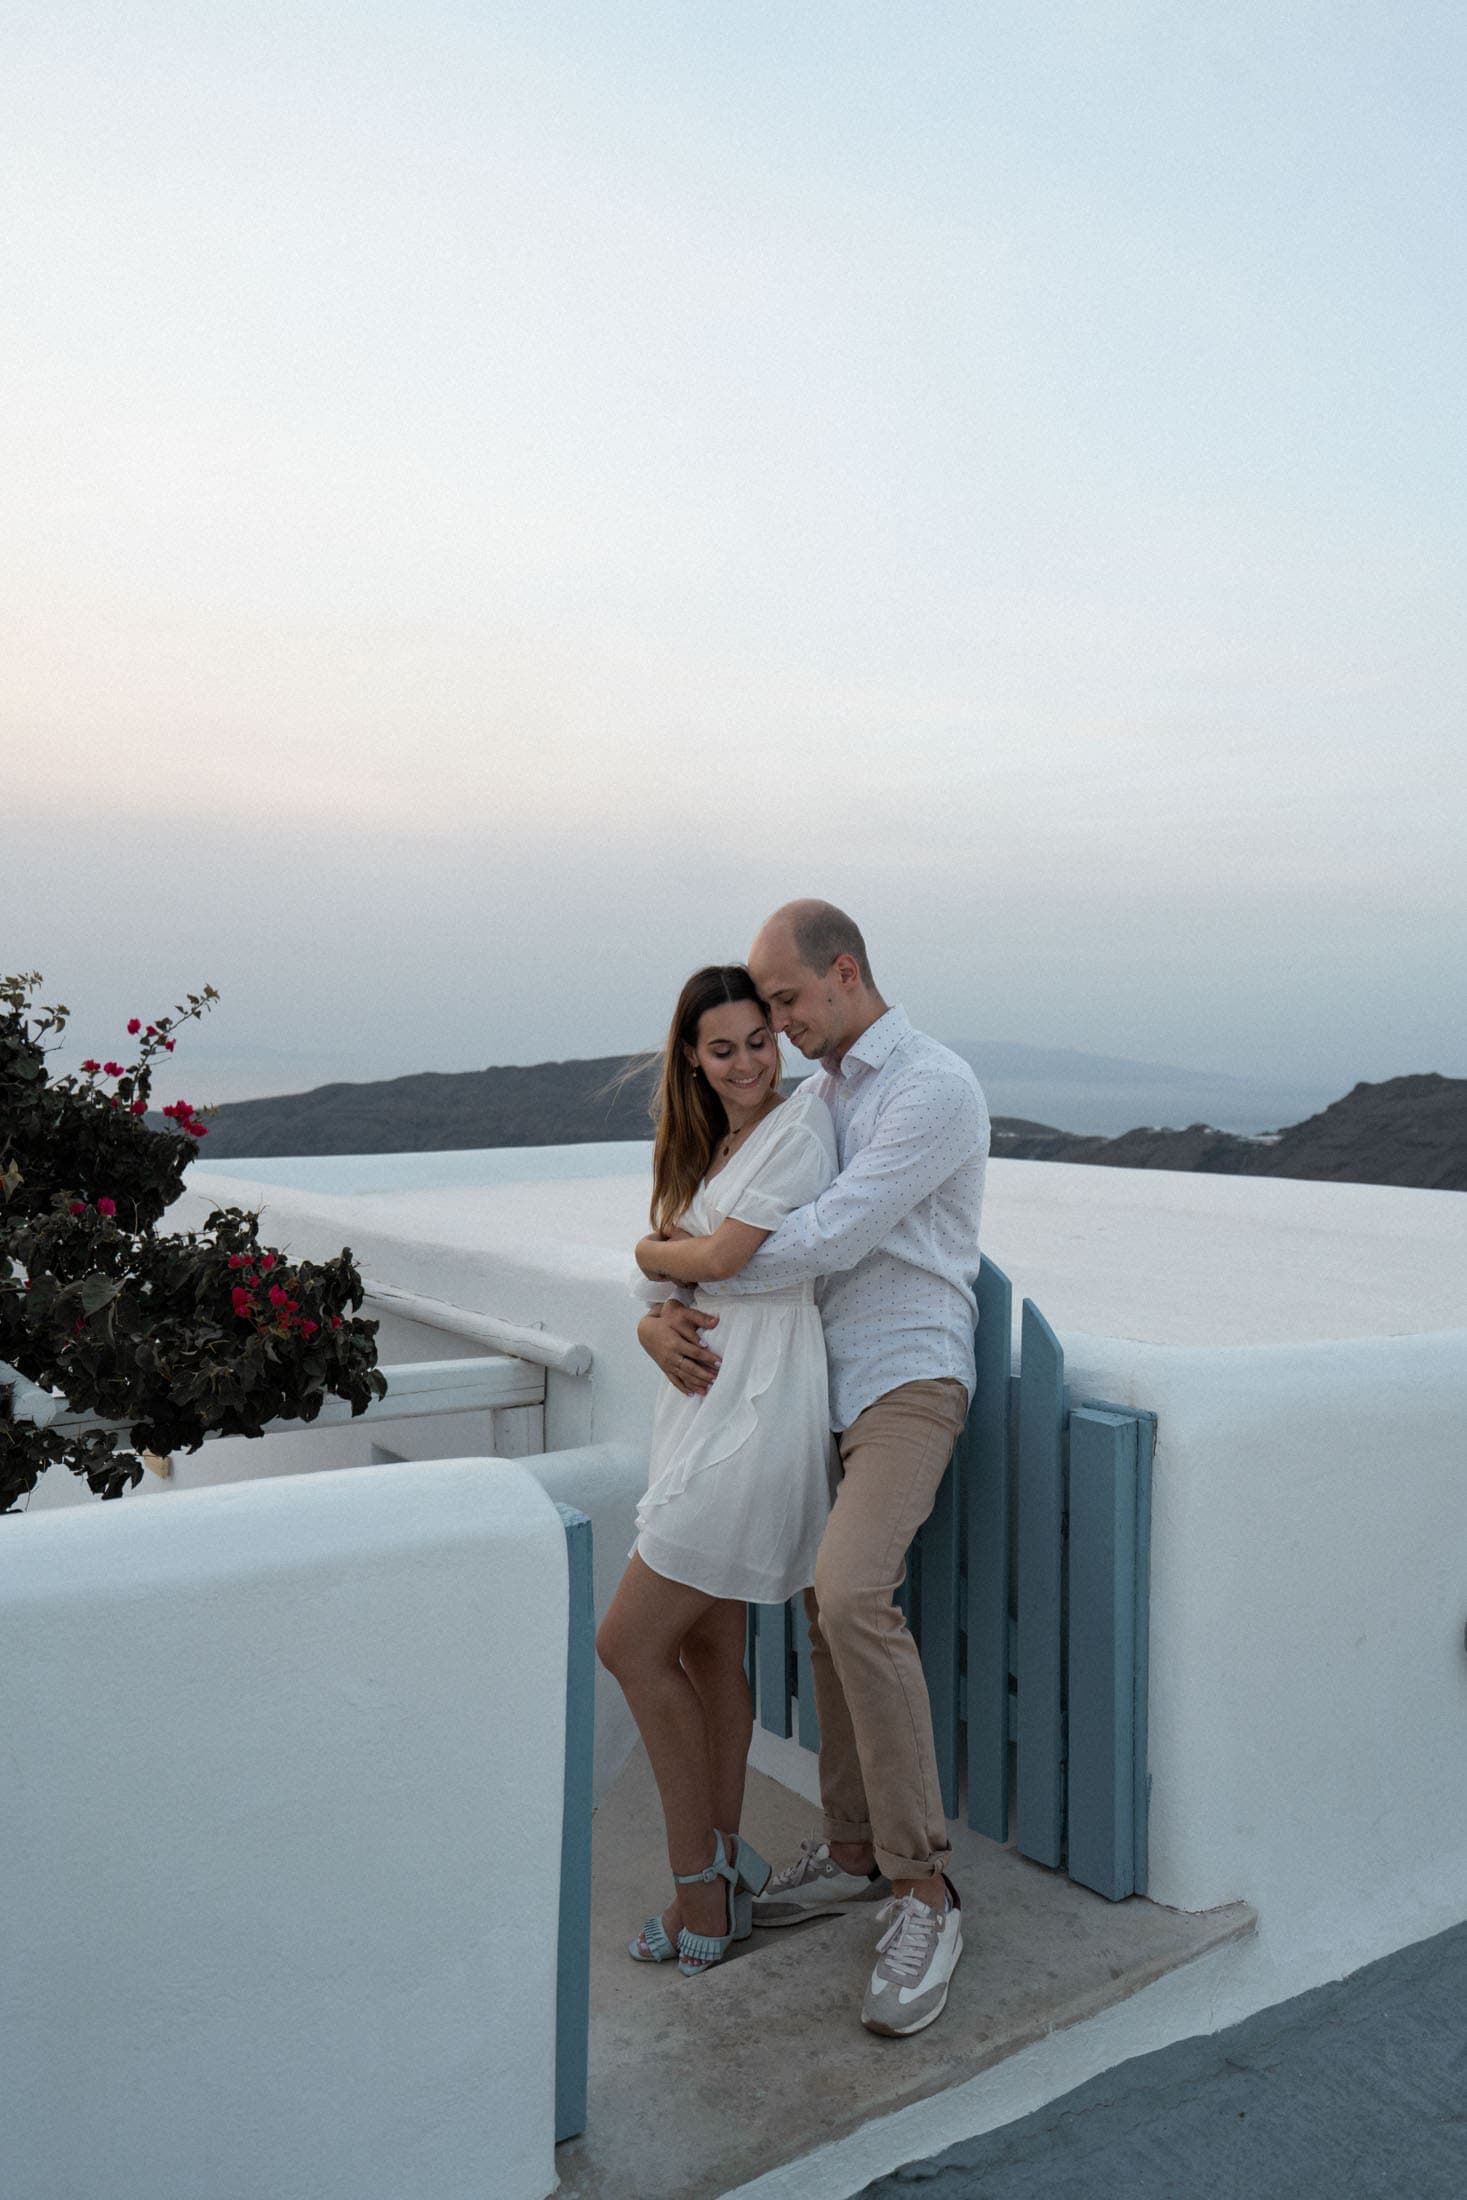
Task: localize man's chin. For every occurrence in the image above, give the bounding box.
[786,1033,826,1060]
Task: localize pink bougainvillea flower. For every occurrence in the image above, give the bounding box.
[228,1254,249,1270]
[130,1099,147,1116]
[188,1121,208,1137]
[260,1253,276,1271]
[146,1024,157,1036]
[330,1315,342,1329]
[96,1197,117,1218]
[103,1060,123,1076]
[127,1018,141,1035]
[69,1200,87,1215]
[80,1058,100,1073]
[268,1284,289,1308]
[231,1285,254,1317]
[163,1038,176,1051]
[298,1319,319,1339]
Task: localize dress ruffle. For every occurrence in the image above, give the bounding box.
[635,1306,793,1532]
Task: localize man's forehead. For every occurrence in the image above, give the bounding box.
[750,926,808,983]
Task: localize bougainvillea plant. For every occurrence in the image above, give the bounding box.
[0,973,386,1514]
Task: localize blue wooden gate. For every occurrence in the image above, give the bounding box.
[746,1259,1154,1901]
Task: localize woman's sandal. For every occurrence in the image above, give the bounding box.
[628,1828,764,1972]
[673,1829,747,1977]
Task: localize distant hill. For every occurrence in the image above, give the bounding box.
[993,1074,1467,1193]
[945,1039,1337,1137]
[193,1055,661,1158]
[192,1055,1466,1193]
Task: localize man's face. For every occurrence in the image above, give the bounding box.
[749,928,843,1061]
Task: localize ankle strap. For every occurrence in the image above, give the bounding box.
[673,1829,732,1886]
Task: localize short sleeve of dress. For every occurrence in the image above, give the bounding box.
[712,1091,838,1232]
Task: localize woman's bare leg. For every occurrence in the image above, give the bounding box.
[596,1554,731,1940]
[681,1598,753,1843]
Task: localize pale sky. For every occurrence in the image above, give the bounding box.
[5,2,1464,1097]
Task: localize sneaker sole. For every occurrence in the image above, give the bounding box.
[861,1925,963,2036]
[752,1888,892,1929]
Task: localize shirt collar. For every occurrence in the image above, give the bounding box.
[832,1005,910,1081]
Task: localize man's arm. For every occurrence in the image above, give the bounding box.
[706,1072,985,1296]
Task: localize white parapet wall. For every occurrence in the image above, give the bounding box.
[0,1456,571,2200]
[19,1148,1467,2014]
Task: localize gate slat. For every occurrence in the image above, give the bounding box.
[756,1600,794,1737]
[792,1592,821,1751]
[966,1257,1013,1840]
[1016,1299,1066,1867]
[1065,1410,1137,1899]
[919,1447,961,1817]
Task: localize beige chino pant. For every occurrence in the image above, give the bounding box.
[803,1376,970,1884]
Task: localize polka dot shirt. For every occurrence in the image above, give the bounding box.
[708,1007,989,1431]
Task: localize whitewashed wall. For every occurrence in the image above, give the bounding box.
[1,1458,570,2200]
[1064,1323,1467,1969]
[17,1154,1467,1998]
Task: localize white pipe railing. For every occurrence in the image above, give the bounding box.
[1,1353,548,1445]
[361,1279,593,1376]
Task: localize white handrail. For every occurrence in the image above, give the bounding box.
[361,1279,593,1376]
[2,1354,546,1443]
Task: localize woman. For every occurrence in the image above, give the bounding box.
[595,965,837,1977]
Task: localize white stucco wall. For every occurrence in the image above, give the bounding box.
[17,1149,1467,1993]
[0,1458,571,2200]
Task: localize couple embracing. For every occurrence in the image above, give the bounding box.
[596,900,989,2037]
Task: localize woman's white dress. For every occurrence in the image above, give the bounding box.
[632,1085,838,1604]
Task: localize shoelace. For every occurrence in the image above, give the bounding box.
[769,1838,825,1891]
[874,1893,940,1982]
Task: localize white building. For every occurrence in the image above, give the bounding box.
[4,1146,1464,2199]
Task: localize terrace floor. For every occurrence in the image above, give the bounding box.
[554,1749,1254,2200]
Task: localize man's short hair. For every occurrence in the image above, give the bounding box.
[788,901,875,989]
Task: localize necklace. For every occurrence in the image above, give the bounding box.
[718,1095,777,1158]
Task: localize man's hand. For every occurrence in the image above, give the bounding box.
[637,1300,721,1396]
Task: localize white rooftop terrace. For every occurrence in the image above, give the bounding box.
[190,1143,1465,1350]
[26,1145,1461,2196]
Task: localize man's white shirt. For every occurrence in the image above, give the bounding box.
[708,1007,989,1431]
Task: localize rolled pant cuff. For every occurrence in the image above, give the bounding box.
[874,1846,952,1884]
[822,1817,873,1846]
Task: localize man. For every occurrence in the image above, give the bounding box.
[637,899,988,2035]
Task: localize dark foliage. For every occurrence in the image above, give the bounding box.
[1,975,386,1514]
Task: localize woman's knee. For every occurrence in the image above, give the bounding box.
[596,1617,639,1681]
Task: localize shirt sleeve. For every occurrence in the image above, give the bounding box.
[707,1070,986,1295]
[710,1101,839,1232]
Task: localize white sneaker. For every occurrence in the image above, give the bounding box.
[751,1839,892,1928]
[861,1883,963,2036]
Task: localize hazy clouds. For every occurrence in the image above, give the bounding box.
[5,3,1464,1093]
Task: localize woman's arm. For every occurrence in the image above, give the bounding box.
[635,1217,771,1284]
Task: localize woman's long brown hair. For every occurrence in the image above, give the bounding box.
[649,965,773,1234]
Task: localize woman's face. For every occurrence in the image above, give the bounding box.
[687,1000,779,1118]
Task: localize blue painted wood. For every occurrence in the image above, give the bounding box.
[1016,1299,1066,1868]
[966,1257,1013,1840]
[1065,1410,1137,1900]
[1132,1411,1155,1896]
[919,1448,961,1817]
[756,1600,794,1738]
[792,1592,821,1752]
[554,1504,594,2144]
